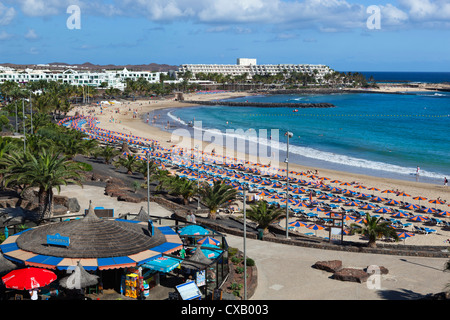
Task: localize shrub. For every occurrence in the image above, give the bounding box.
[246,258,255,267]
[228,247,238,257]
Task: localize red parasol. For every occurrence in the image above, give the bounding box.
[1,267,57,290]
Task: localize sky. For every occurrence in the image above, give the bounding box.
[0,0,449,72]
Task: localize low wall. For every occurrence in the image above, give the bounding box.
[173,211,450,258]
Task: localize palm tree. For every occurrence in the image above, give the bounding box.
[0,149,84,221]
[114,154,138,174]
[166,175,198,205]
[97,145,120,164]
[350,213,399,248]
[246,200,285,234]
[199,181,237,219]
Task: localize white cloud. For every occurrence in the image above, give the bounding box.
[6,0,450,31]
[25,28,39,39]
[0,2,15,25]
[0,30,13,40]
[398,0,450,22]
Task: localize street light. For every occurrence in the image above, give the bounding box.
[195,145,201,211]
[147,143,154,215]
[242,182,249,300]
[285,131,293,239]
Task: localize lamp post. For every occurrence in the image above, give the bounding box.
[195,144,201,211]
[285,131,293,239]
[242,182,249,300]
[22,99,26,153]
[147,143,153,215]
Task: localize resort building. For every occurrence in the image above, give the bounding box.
[0,67,161,90]
[178,58,333,81]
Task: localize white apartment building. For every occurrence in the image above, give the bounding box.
[178,58,332,81]
[0,67,161,90]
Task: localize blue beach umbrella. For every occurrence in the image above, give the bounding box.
[178,225,210,236]
[289,221,308,228]
[409,215,428,222]
[197,236,221,246]
[392,212,409,218]
[374,207,392,214]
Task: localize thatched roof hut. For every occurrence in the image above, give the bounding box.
[181,245,212,270]
[15,201,166,259]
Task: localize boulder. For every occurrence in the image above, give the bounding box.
[66,197,80,212]
[365,265,389,275]
[312,260,342,273]
[118,194,145,203]
[333,268,370,283]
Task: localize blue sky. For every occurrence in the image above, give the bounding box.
[0,0,449,71]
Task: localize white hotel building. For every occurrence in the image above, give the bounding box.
[178,58,333,81]
[0,66,161,90]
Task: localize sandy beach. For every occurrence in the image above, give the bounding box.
[67,90,450,247]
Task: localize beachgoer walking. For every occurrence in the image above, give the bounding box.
[416,166,420,175]
[445,177,448,186]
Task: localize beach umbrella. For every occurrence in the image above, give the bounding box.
[397,192,410,200]
[397,232,414,244]
[381,189,395,199]
[437,211,450,217]
[2,267,57,290]
[420,207,435,214]
[404,203,419,211]
[330,180,341,183]
[392,212,409,218]
[295,202,310,208]
[409,215,428,222]
[307,224,325,236]
[289,221,308,228]
[310,207,326,212]
[354,218,367,224]
[413,196,427,206]
[367,187,380,193]
[374,207,392,214]
[360,203,375,210]
[345,201,359,206]
[340,182,352,187]
[371,196,385,202]
[356,193,370,199]
[386,199,401,206]
[354,185,366,190]
[197,236,221,246]
[428,199,445,209]
[331,197,344,203]
[178,225,210,236]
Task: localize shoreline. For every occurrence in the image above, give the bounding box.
[68,89,449,201]
[67,89,450,247]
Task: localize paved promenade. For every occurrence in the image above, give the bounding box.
[225,234,450,300]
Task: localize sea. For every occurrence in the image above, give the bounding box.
[147,72,450,185]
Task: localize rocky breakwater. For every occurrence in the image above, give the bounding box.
[184,100,335,109]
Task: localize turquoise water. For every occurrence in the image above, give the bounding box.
[157,91,450,184]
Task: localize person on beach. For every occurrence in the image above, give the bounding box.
[416,166,420,175]
[445,177,448,186]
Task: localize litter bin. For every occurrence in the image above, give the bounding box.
[257,229,264,240]
[143,283,149,298]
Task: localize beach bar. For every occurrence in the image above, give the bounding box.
[0,203,230,300]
